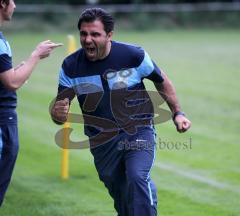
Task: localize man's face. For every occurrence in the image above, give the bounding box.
[1,0,16,21]
[80,20,112,61]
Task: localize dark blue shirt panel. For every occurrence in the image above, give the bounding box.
[62,41,144,79]
[0,32,17,113]
[0,53,12,73]
[57,41,164,137]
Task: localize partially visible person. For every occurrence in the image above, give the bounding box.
[0,0,62,206]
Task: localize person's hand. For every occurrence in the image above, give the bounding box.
[51,98,70,123]
[31,40,63,60]
[174,115,191,133]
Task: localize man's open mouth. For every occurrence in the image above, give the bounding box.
[86,47,95,54]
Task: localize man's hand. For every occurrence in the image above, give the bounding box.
[174,115,191,133]
[51,98,70,123]
[31,40,63,60]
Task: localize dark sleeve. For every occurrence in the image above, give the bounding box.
[145,61,164,83]
[0,54,12,73]
[136,50,164,83]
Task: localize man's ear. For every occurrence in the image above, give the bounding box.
[0,0,7,9]
[0,1,6,8]
[107,31,113,41]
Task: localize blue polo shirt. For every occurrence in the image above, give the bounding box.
[57,41,164,137]
[0,32,17,124]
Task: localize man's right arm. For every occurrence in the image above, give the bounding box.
[0,40,62,91]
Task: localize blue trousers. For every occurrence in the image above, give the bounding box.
[90,127,157,216]
[0,124,19,206]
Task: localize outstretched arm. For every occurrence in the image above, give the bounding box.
[154,70,191,133]
[0,40,62,91]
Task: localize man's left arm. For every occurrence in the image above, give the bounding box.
[154,71,191,133]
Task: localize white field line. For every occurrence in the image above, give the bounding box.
[155,162,240,193]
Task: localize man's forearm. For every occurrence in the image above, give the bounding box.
[154,71,181,114]
[12,54,40,88]
[0,54,40,91]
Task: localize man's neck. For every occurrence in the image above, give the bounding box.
[100,41,112,60]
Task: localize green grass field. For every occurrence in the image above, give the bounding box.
[0,29,240,216]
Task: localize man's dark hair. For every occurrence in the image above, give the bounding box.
[78,8,114,34]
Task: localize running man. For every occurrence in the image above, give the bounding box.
[51,8,191,216]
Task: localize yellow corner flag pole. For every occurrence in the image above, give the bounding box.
[61,35,77,180]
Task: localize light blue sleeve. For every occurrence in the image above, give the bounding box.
[135,51,154,78]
